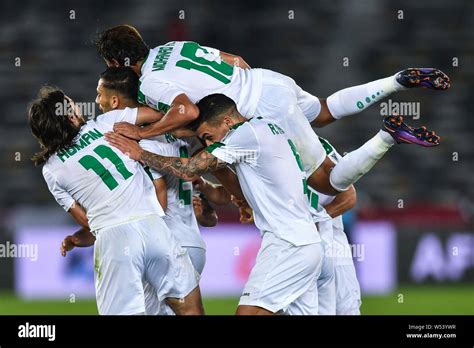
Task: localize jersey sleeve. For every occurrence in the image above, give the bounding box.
[205,123,260,165]
[139,77,184,113]
[319,136,342,163]
[97,107,138,128]
[42,166,75,211]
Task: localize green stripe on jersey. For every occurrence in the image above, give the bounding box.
[157,102,170,113]
[206,142,225,153]
[318,136,334,155]
[230,122,245,130]
[143,166,154,181]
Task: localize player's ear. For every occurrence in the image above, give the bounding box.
[110,96,119,109]
[223,114,233,127]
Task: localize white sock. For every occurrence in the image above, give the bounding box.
[326,75,406,119]
[329,130,396,192]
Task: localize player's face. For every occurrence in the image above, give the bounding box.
[95,79,116,113]
[64,96,85,127]
[197,116,233,146]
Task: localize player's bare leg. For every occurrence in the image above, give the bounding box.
[236,305,275,315]
[308,116,440,195]
[166,286,205,315]
[311,68,451,128]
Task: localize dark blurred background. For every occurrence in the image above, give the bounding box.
[0,0,473,314]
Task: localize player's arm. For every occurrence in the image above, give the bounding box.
[211,167,246,202]
[61,202,96,256]
[323,185,357,218]
[193,177,232,205]
[209,168,254,224]
[114,94,199,140]
[220,51,251,69]
[105,132,226,181]
[68,202,89,229]
[193,195,218,227]
[135,106,165,125]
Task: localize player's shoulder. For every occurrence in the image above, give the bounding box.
[224,120,252,139]
[42,157,59,178]
[220,120,260,149]
[95,108,136,128]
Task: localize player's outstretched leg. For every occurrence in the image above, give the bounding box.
[312,68,450,127]
[328,115,440,191]
[383,115,440,146]
[395,68,451,90]
[308,116,440,194]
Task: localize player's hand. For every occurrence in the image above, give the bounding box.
[238,205,254,224]
[231,196,254,224]
[192,177,205,191]
[192,195,204,218]
[105,132,144,161]
[113,122,142,140]
[61,235,78,257]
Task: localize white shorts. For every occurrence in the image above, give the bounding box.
[144,246,206,315]
[238,232,323,314]
[316,219,336,315]
[254,69,326,175]
[332,218,361,315]
[335,264,361,315]
[93,215,199,315]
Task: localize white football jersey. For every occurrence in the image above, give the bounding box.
[138,41,263,117]
[43,108,164,232]
[207,117,321,246]
[309,137,347,236]
[140,135,205,249]
[313,136,343,209]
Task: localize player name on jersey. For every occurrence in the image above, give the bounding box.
[152,42,175,72]
[57,128,103,162]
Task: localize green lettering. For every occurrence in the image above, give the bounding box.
[74,137,88,151]
[89,128,103,140]
[66,147,77,156]
[82,133,92,145]
[57,150,69,162]
[268,123,278,135]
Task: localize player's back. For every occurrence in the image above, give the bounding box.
[138,41,262,117]
[42,108,164,232]
[210,117,320,246]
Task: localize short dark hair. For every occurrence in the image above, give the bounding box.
[190,94,238,131]
[99,67,139,101]
[95,25,149,66]
[28,86,81,166]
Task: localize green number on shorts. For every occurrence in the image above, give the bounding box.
[79,145,133,190]
[176,42,234,84]
[178,146,192,205]
[287,139,310,200]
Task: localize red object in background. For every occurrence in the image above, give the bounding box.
[358,204,465,226]
[235,240,261,282]
[166,18,187,41]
